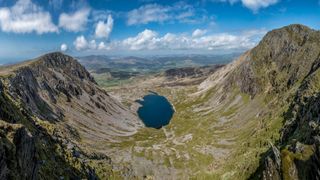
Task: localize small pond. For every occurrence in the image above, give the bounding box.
[136,92,174,129]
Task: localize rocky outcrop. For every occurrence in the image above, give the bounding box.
[5,52,142,140]
[8,52,97,121]
[0,122,37,180]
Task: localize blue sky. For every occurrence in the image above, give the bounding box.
[0,0,319,63]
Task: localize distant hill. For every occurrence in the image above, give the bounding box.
[78,54,238,72]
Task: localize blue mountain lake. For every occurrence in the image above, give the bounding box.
[136,92,174,129]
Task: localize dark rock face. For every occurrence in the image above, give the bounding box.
[7,52,98,121]
[38,52,96,83]
[13,127,38,179]
[236,59,260,97]
[0,122,38,180]
[10,67,58,121]
[0,79,97,179]
[262,157,281,180]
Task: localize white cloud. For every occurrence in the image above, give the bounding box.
[89,40,97,49]
[0,0,58,34]
[72,28,266,53]
[73,35,88,51]
[242,0,278,12]
[60,43,67,51]
[106,28,267,51]
[98,42,106,50]
[215,0,279,12]
[73,36,103,51]
[122,29,158,50]
[95,15,113,39]
[127,2,211,25]
[192,29,207,37]
[98,41,111,50]
[59,8,90,32]
[127,4,170,25]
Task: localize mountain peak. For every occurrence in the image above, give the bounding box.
[256,24,315,49]
[250,24,318,62]
[36,52,77,67]
[267,24,313,36]
[281,24,312,32]
[30,52,96,83]
[217,24,320,97]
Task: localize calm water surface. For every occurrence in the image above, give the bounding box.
[137,92,174,129]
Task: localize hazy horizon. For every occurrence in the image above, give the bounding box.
[0,0,319,64]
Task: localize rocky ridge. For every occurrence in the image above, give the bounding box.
[0,52,142,179]
[198,24,320,179]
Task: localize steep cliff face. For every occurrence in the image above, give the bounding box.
[0,52,142,179]
[254,63,320,180]
[6,53,141,140]
[0,79,95,179]
[0,121,37,179]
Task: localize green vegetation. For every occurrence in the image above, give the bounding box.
[281,145,315,180]
[102,81,287,179]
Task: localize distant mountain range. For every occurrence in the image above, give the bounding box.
[77,53,238,72]
[77,53,238,88]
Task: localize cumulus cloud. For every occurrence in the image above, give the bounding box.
[192,29,207,37]
[122,29,158,50]
[215,0,279,12]
[59,8,90,32]
[127,2,212,25]
[73,35,88,51]
[73,28,266,52]
[89,40,97,49]
[95,15,113,39]
[60,43,67,51]
[73,35,106,51]
[0,0,58,34]
[127,4,170,25]
[107,28,267,51]
[98,42,111,50]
